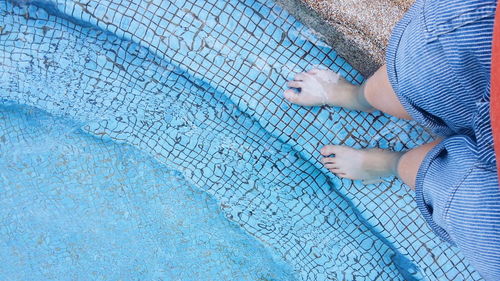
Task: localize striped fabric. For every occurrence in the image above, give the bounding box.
[386,0,500,280]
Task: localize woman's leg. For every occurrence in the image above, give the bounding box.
[396,139,441,189]
[283,65,411,120]
[320,136,440,189]
[363,65,412,120]
[285,65,437,187]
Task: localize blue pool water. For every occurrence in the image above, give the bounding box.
[0,104,297,280]
[0,0,484,280]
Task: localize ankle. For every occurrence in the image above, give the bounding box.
[390,151,404,176]
[355,83,376,112]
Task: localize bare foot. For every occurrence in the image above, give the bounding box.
[320,145,402,180]
[284,68,374,112]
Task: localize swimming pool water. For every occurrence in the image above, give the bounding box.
[0,0,484,280]
[0,104,297,280]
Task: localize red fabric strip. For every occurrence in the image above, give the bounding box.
[491,1,500,182]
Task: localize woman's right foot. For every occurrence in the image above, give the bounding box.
[284,68,374,112]
[320,145,402,180]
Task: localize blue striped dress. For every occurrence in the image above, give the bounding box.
[386,0,500,279]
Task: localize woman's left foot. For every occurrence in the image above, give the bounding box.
[283,68,374,112]
[320,145,402,180]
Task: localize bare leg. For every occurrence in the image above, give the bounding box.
[363,65,412,120]
[283,65,411,119]
[396,139,442,189]
[285,65,438,186]
[321,139,441,188]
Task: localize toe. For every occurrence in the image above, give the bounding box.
[324,163,338,169]
[308,68,320,75]
[287,80,302,88]
[284,89,299,102]
[329,169,346,177]
[294,72,308,81]
[320,145,341,156]
[321,157,335,164]
[332,170,348,178]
